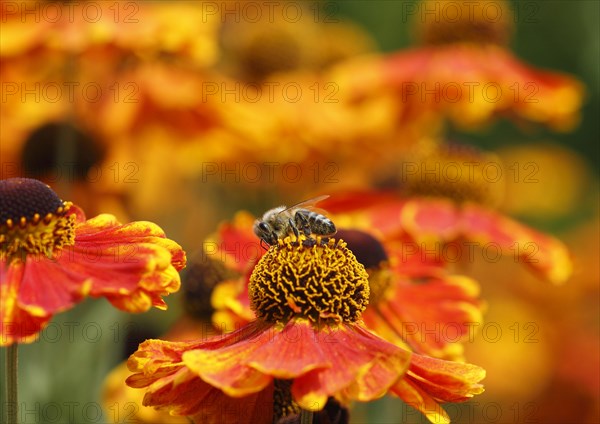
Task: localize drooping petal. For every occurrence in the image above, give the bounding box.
[183,339,272,398]
[54,214,186,312]
[289,321,412,410]
[406,353,486,402]
[461,204,572,284]
[392,379,451,424]
[381,44,583,130]
[246,320,332,378]
[128,318,413,418]
[366,275,483,360]
[127,326,275,424]
[0,257,89,346]
[391,353,485,424]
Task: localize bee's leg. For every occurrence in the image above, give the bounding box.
[270,232,279,244]
[289,218,300,239]
[294,211,311,236]
[302,237,317,248]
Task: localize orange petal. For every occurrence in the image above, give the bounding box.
[246,320,331,378]
[461,204,572,284]
[207,211,263,274]
[51,215,186,312]
[407,353,486,402]
[399,198,461,246]
[182,322,273,397]
[391,353,485,423]
[371,275,483,360]
[392,379,450,424]
[1,257,89,345]
[291,322,411,410]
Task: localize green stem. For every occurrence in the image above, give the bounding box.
[300,409,313,424]
[6,344,18,424]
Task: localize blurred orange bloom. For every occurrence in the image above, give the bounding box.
[336,0,583,132]
[0,1,219,64]
[0,178,186,345]
[337,228,483,362]
[321,191,572,285]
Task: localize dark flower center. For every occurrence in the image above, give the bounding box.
[273,379,300,423]
[0,178,64,223]
[21,122,105,181]
[0,178,75,260]
[249,235,369,324]
[414,0,514,46]
[336,229,388,268]
[400,142,505,207]
[336,229,394,305]
[182,254,240,320]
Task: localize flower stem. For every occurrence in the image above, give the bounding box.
[5,344,18,424]
[300,409,313,424]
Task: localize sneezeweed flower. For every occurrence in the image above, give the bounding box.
[336,228,484,362]
[103,252,228,423]
[218,2,375,82]
[335,0,584,132]
[320,186,572,286]
[208,211,483,361]
[0,178,186,345]
[206,212,262,330]
[128,233,485,423]
[0,1,220,65]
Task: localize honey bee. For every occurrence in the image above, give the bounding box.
[253,195,337,246]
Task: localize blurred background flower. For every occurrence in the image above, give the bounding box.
[1,0,597,422]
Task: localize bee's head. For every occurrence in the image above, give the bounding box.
[253,220,276,246]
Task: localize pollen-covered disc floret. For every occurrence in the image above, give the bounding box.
[249,235,370,324]
[0,178,75,260]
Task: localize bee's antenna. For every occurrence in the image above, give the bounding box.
[260,239,269,251]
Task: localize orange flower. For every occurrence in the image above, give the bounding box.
[207,210,482,361]
[325,191,571,286]
[0,178,186,345]
[335,228,483,362]
[0,1,220,65]
[337,0,583,132]
[103,250,236,423]
[207,212,263,330]
[128,318,411,423]
[102,317,202,424]
[129,231,484,423]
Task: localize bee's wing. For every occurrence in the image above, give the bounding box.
[278,195,331,215]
